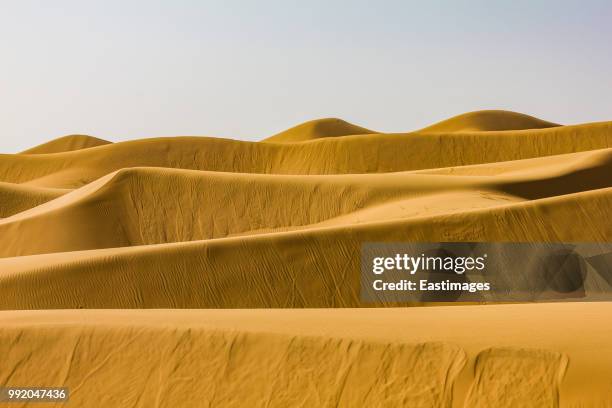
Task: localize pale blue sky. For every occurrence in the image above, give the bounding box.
[1,0,611,152]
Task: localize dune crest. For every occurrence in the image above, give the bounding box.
[263,117,375,142]
[0,121,610,189]
[20,134,111,154]
[418,110,561,133]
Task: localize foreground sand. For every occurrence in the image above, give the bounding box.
[1,304,611,407]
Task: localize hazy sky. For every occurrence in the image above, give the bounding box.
[1,0,611,152]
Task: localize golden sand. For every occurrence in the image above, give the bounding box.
[1,304,611,407]
[19,134,111,154]
[0,110,611,406]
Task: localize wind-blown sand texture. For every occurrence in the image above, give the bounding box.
[0,110,611,406]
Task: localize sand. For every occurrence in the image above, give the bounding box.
[417,110,561,133]
[263,117,375,142]
[0,110,611,406]
[20,135,111,154]
[0,182,66,218]
[1,304,611,407]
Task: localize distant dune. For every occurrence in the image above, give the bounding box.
[418,110,561,133]
[1,110,611,406]
[20,134,111,154]
[263,117,374,142]
[1,121,610,189]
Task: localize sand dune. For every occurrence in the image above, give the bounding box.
[20,134,111,154]
[263,117,375,142]
[418,110,561,133]
[0,120,610,189]
[1,304,611,407]
[0,148,609,259]
[1,111,611,406]
[0,186,609,309]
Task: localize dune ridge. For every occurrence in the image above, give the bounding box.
[263,117,375,142]
[0,148,610,260]
[20,134,111,154]
[418,110,561,133]
[0,120,610,189]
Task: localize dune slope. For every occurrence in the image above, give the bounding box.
[1,304,611,407]
[0,185,610,309]
[0,181,67,218]
[0,148,610,259]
